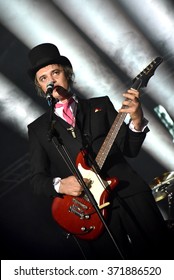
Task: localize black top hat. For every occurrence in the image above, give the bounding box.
[28,43,72,79]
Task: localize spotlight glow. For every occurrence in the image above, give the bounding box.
[0,0,173,180]
[0,74,44,137]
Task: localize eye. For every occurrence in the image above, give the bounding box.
[53,69,63,76]
[40,76,47,82]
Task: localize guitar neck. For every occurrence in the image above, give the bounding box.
[95,80,142,170]
[95,56,163,170]
[95,111,127,169]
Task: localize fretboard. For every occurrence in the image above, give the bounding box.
[95,111,127,169]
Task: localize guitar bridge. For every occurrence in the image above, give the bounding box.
[69,199,89,219]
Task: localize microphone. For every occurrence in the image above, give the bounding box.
[46,82,54,106]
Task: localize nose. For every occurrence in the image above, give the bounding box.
[48,77,56,83]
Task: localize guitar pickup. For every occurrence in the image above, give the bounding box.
[72,198,88,209]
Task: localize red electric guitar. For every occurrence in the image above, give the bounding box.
[51,57,163,240]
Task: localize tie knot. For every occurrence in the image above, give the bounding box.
[55,97,75,126]
[55,97,74,110]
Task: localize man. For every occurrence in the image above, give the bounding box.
[27,43,171,259]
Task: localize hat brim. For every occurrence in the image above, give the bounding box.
[28,55,72,80]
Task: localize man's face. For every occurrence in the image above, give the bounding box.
[36,64,69,101]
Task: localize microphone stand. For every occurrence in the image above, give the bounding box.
[47,108,125,260]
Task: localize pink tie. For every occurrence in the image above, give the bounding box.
[55,98,75,126]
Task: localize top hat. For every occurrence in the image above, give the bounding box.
[28,43,72,79]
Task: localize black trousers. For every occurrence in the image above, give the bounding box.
[77,191,173,260]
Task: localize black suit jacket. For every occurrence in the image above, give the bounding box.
[28,96,150,198]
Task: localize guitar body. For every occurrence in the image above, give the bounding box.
[51,150,119,240]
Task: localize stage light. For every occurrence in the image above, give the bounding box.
[0,0,173,177]
[0,73,43,137]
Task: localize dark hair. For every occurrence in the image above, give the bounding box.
[34,64,75,98]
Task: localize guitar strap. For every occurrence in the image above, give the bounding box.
[77,99,101,173]
[77,99,92,150]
